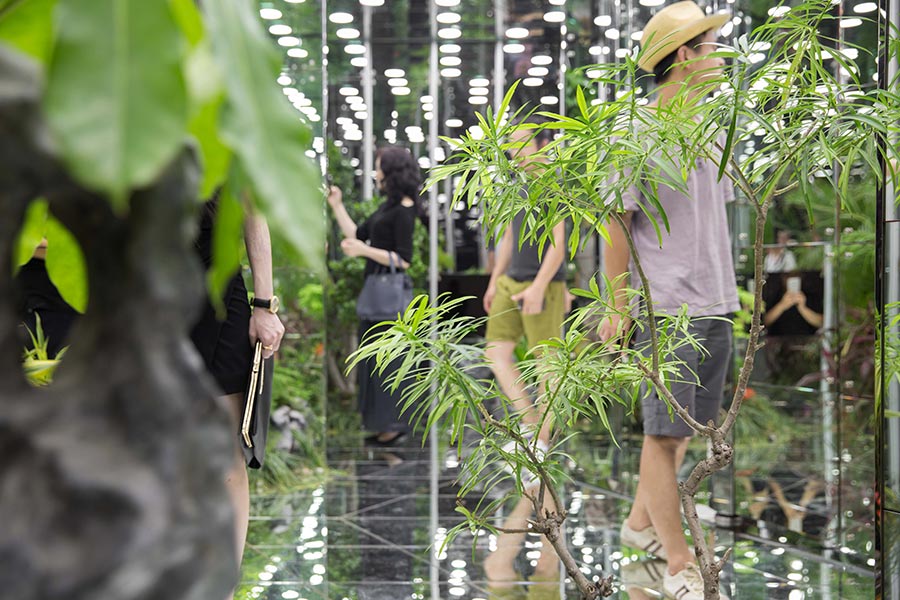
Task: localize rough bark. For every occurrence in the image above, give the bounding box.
[0,47,237,600]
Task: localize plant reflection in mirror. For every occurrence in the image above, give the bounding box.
[350,1,899,598]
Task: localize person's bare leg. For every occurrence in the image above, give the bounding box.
[486,340,539,431]
[627,435,693,575]
[223,393,250,600]
[626,434,689,531]
[485,494,534,585]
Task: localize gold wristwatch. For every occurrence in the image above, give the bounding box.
[251,295,280,314]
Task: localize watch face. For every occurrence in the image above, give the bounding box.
[270,296,280,313]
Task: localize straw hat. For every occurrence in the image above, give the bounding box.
[638,1,730,72]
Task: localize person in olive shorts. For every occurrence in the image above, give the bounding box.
[483,123,567,450]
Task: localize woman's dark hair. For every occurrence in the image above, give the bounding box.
[652,30,709,85]
[376,146,422,207]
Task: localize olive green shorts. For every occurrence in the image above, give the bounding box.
[485,275,565,346]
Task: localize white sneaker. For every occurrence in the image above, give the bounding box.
[619,558,665,591]
[663,563,729,600]
[619,521,667,560]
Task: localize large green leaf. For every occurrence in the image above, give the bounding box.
[0,0,56,64]
[13,198,48,272]
[44,215,88,313]
[207,180,244,317]
[44,0,188,211]
[189,94,232,200]
[204,0,323,272]
[185,40,231,199]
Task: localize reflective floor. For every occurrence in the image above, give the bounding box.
[236,429,874,600]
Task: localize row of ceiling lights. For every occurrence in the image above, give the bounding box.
[268,0,875,147]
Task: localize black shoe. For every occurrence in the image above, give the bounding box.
[373,431,408,447]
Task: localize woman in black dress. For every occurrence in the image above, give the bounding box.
[327,146,421,445]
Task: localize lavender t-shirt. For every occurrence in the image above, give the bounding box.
[622,149,740,317]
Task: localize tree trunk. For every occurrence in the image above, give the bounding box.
[0,47,237,600]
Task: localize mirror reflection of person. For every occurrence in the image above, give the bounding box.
[484,492,560,600]
[326,146,421,446]
[764,229,797,273]
[483,120,567,450]
[760,271,823,386]
[762,272,824,335]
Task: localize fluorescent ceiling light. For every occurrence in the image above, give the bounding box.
[269,24,292,35]
[330,12,354,24]
[336,27,360,39]
[543,11,565,23]
[839,17,863,27]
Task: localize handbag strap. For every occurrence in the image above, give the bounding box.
[387,251,397,273]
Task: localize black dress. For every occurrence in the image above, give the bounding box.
[189,199,253,395]
[356,201,417,434]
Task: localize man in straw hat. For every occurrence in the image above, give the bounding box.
[599,2,735,599]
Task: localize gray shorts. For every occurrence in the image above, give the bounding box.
[635,316,733,438]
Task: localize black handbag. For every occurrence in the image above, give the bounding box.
[240,340,274,469]
[356,253,414,321]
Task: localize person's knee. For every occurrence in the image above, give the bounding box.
[645,434,688,454]
[485,342,514,366]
